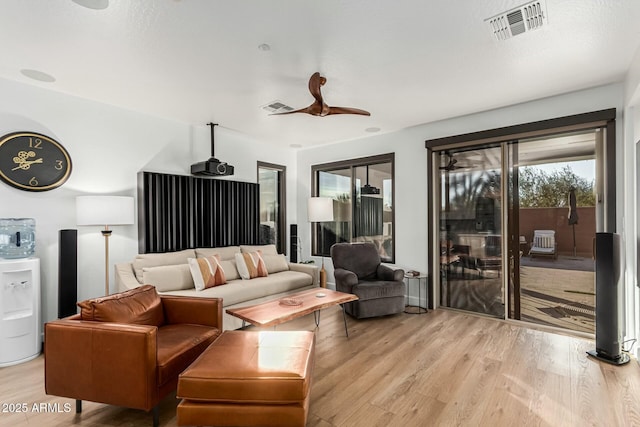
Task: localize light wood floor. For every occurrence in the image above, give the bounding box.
[1,308,639,427]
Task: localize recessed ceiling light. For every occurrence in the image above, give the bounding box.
[71,0,109,10]
[365,127,380,133]
[258,43,271,52]
[290,144,302,148]
[20,69,56,83]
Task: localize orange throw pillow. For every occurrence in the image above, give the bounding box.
[188,255,227,291]
[235,250,268,280]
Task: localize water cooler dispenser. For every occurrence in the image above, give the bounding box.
[0,219,41,367]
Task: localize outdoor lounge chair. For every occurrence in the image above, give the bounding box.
[529,230,557,259]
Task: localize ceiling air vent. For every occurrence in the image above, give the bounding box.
[486,0,547,41]
[262,100,294,114]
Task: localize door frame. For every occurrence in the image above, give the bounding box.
[425,108,616,311]
[257,161,287,254]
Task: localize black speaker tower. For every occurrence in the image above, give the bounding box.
[587,232,630,365]
[58,229,78,319]
[290,224,298,263]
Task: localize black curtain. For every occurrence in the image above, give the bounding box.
[353,196,383,238]
[138,172,259,253]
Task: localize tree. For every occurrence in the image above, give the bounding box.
[519,165,595,207]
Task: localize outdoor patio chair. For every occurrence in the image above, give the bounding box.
[529,230,557,259]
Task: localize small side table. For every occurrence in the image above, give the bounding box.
[404,273,428,314]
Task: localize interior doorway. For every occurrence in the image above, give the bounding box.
[257,162,286,254]
[434,127,602,334]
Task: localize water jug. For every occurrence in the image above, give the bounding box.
[0,218,36,259]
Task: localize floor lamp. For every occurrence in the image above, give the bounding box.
[308,197,334,288]
[76,196,135,296]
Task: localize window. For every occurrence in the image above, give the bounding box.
[257,162,286,254]
[311,153,394,262]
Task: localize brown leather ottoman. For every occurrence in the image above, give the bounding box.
[177,330,315,427]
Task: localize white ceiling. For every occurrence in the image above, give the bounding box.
[1,0,639,148]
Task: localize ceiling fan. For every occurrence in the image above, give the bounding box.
[272,72,370,117]
[439,153,472,171]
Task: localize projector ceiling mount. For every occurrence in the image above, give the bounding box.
[190,122,235,177]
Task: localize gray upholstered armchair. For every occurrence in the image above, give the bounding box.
[330,242,405,319]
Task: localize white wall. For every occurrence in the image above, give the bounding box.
[0,77,295,326]
[624,46,640,356]
[297,83,627,314]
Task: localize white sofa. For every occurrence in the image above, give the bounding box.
[115,244,319,330]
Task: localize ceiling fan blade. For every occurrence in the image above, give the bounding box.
[308,72,326,105]
[270,105,317,116]
[270,101,325,116]
[326,106,371,116]
[274,72,369,117]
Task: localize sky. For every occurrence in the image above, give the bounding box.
[531,159,595,183]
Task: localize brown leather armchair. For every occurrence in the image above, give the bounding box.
[44,285,222,427]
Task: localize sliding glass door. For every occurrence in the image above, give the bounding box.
[508,131,597,333]
[438,146,504,317]
[434,127,602,334]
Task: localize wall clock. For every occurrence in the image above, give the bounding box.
[0,131,72,192]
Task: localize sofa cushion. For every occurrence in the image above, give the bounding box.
[196,246,241,261]
[156,323,221,386]
[188,255,226,291]
[160,271,313,306]
[245,271,314,296]
[133,249,196,283]
[235,251,268,280]
[263,254,289,274]
[77,284,164,326]
[240,244,278,256]
[142,264,194,292]
[219,259,240,281]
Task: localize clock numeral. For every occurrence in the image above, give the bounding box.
[29,177,38,186]
[55,160,64,170]
[29,138,43,149]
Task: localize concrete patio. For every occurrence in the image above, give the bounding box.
[443,255,595,334]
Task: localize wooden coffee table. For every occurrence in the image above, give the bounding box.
[226,288,358,337]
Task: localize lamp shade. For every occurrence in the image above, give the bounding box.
[308,197,334,222]
[76,196,135,226]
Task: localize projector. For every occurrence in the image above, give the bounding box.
[361,184,380,195]
[190,157,235,176]
[191,123,235,177]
